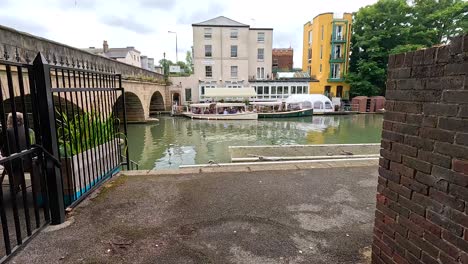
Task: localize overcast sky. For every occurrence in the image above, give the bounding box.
[0,0,378,68]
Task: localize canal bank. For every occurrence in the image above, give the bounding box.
[11,159,377,264]
[127,114,383,170]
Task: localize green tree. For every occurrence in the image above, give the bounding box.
[185,50,193,74]
[347,0,468,97]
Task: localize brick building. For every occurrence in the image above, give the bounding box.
[372,35,468,264]
[272,48,293,73]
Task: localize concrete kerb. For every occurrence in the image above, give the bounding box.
[120,158,379,177]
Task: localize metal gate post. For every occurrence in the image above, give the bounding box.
[32,53,65,224]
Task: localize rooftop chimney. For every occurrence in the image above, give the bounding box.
[103,40,109,53]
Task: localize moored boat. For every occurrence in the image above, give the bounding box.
[183,103,258,120]
[250,101,313,118]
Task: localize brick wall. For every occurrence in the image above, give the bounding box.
[373,34,468,264]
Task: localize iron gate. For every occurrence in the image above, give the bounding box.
[0,50,130,261]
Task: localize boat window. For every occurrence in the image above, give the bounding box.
[314,101,323,109]
[303,101,312,108]
[258,87,263,95]
[325,102,333,109]
[278,86,283,94]
[271,86,276,94]
[291,86,296,94]
[283,86,289,94]
[264,86,270,94]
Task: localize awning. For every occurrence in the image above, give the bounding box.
[204,88,256,98]
[250,102,282,106]
[189,103,213,108]
[216,103,246,108]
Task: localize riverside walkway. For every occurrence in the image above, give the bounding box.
[11,159,377,264]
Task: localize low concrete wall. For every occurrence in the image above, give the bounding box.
[229,143,381,162]
[0,25,163,80]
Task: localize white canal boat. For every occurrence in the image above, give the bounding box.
[183,103,258,120]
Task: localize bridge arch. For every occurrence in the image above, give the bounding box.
[113,92,145,123]
[149,91,165,116]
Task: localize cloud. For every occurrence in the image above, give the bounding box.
[100,16,154,34]
[58,0,96,10]
[138,0,176,10]
[0,16,48,35]
[177,2,226,25]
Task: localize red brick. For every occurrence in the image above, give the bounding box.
[453,159,468,175]
[401,176,427,195]
[390,161,415,178]
[392,252,408,264]
[379,167,401,183]
[399,195,426,216]
[382,187,399,202]
[388,200,410,218]
[385,112,407,122]
[422,116,437,128]
[392,143,418,157]
[443,207,468,228]
[438,251,458,264]
[428,211,464,236]
[388,181,412,199]
[423,103,458,116]
[424,231,460,257]
[374,235,394,257]
[404,135,434,151]
[421,252,438,264]
[456,133,468,146]
[399,215,424,236]
[372,252,385,264]
[449,184,468,203]
[414,171,448,192]
[405,252,424,264]
[383,121,394,131]
[392,123,420,136]
[381,149,403,163]
[439,117,468,133]
[395,232,421,258]
[406,114,423,126]
[461,252,468,264]
[380,157,390,169]
[420,127,455,143]
[429,188,465,212]
[432,166,468,187]
[402,156,432,174]
[381,139,392,150]
[409,213,441,236]
[443,90,468,104]
[394,101,422,114]
[435,142,468,160]
[412,193,443,213]
[409,232,440,259]
[442,229,468,252]
[377,203,398,219]
[417,150,452,168]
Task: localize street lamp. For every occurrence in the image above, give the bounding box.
[168,31,178,62]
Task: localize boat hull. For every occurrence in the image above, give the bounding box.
[183,112,258,120]
[258,109,313,118]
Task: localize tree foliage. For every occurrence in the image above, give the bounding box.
[347,0,468,97]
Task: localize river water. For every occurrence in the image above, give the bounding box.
[126,114,383,170]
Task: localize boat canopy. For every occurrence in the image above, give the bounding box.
[216,103,246,108]
[189,103,212,108]
[204,88,256,98]
[284,94,334,112]
[250,102,282,106]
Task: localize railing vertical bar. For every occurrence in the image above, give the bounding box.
[110,78,121,168]
[95,73,106,179]
[71,70,85,199]
[118,75,130,170]
[5,64,24,245]
[105,74,117,171]
[77,71,92,194]
[101,73,112,174]
[85,71,98,187]
[16,66,33,236]
[92,72,104,181]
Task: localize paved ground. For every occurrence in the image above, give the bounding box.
[10,161,378,264]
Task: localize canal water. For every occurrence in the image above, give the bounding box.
[127,114,383,170]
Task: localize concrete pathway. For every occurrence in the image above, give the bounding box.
[11,160,378,264]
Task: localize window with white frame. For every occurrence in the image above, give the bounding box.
[334,45,342,59]
[331,64,341,79]
[231,66,238,78]
[256,67,265,79]
[205,66,212,77]
[335,25,343,40]
[257,32,265,42]
[204,28,212,39]
[257,48,264,61]
[230,29,238,39]
[231,45,237,57]
[205,45,212,57]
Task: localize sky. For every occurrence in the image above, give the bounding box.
[0,0,378,68]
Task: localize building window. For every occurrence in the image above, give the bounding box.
[321,25,324,40]
[307,66,311,76]
[201,86,205,95]
[256,67,265,79]
[320,64,322,72]
[230,29,238,39]
[185,88,192,102]
[320,45,323,59]
[257,48,264,61]
[205,66,212,77]
[205,45,212,57]
[308,31,312,44]
[231,45,237,57]
[335,25,343,40]
[331,64,341,79]
[231,66,238,78]
[257,32,265,42]
[334,45,342,59]
[307,48,312,61]
[204,28,212,39]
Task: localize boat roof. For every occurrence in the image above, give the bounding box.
[216,103,246,107]
[250,101,282,106]
[204,88,256,98]
[190,103,213,108]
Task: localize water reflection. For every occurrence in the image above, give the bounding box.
[126,114,383,170]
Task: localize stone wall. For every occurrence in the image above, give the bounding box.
[0,25,163,80]
[372,35,468,263]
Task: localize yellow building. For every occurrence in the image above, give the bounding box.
[302,12,352,99]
